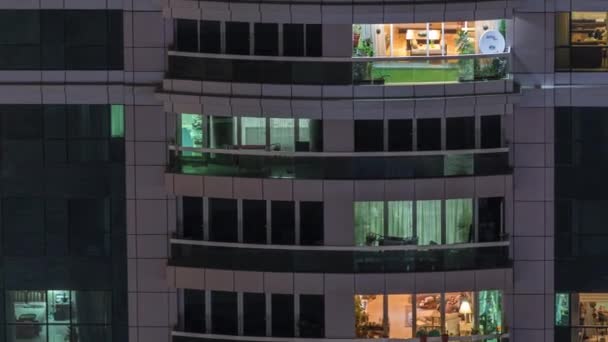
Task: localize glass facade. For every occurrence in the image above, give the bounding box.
[354,198,497,247]
[0,105,126,341]
[556,12,608,71]
[355,290,501,338]
[0,10,123,70]
[180,289,324,338]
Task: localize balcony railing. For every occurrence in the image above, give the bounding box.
[172,331,510,342]
[169,239,511,273]
[168,147,510,180]
[167,50,510,86]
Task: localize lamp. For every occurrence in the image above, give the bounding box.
[428,30,441,42]
[405,30,414,40]
[459,300,472,323]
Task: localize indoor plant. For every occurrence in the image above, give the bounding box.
[455,30,475,81]
[416,329,428,342]
[353,24,362,49]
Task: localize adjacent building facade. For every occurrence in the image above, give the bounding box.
[0,0,606,341]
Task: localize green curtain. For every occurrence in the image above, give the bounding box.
[478,290,503,335]
[555,293,570,326]
[445,199,473,244]
[241,117,266,146]
[180,113,203,156]
[270,118,295,151]
[354,202,384,246]
[387,201,413,239]
[416,200,441,245]
[110,105,124,138]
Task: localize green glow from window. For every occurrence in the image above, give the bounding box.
[110,105,124,138]
[555,293,570,326]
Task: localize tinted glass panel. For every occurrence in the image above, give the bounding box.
[271,294,294,337]
[355,120,384,152]
[200,20,221,53]
[388,119,413,151]
[183,197,203,239]
[478,197,503,242]
[254,23,278,56]
[271,201,295,245]
[299,295,324,337]
[243,293,266,336]
[211,291,237,335]
[481,115,502,148]
[243,199,266,244]
[417,118,441,151]
[176,19,198,52]
[209,198,238,242]
[0,10,40,44]
[300,201,323,246]
[305,24,322,57]
[446,116,475,150]
[184,289,205,333]
[283,24,304,57]
[226,22,249,55]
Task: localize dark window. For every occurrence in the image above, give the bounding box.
[300,201,323,245]
[69,199,110,256]
[67,105,109,139]
[209,198,238,242]
[183,197,203,239]
[481,115,502,148]
[243,199,267,244]
[1,105,43,139]
[417,118,441,151]
[305,24,322,57]
[211,291,237,335]
[200,20,221,53]
[176,19,198,52]
[243,293,266,336]
[226,22,250,55]
[271,201,295,245]
[254,23,278,56]
[355,120,384,152]
[388,119,413,151]
[271,294,294,337]
[299,295,324,337]
[0,10,122,70]
[283,24,304,57]
[446,116,475,150]
[478,197,503,242]
[184,289,205,333]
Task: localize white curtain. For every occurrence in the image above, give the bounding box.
[241,117,266,146]
[416,200,441,245]
[270,118,295,151]
[354,201,385,246]
[387,201,413,239]
[446,199,473,244]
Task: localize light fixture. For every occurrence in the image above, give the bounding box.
[459,300,472,323]
[405,30,414,40]
[428,30,441,42]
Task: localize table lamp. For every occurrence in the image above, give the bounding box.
[459,300,472,323]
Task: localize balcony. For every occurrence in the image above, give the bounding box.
[167,50,510,86]
[167,148,510,180]
[172,331,510,342]
[169,239,511,273]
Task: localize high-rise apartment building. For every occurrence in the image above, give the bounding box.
[0,0,604,341]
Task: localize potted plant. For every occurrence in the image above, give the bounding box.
[353,24,362,49]
[441,330,449,342]
[365,232,378,246]
[428,329,441,338]
[455,29,475,82]
[416,329,428,342]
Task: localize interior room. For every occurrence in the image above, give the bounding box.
[572,293,608,341]
[356,291,498,339]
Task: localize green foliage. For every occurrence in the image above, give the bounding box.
[428,329,441,337]
[416,330,428,337]
[456,30,475,81]
[191,115,204,147]
[355,38,375,57]
[499,19,507,39]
